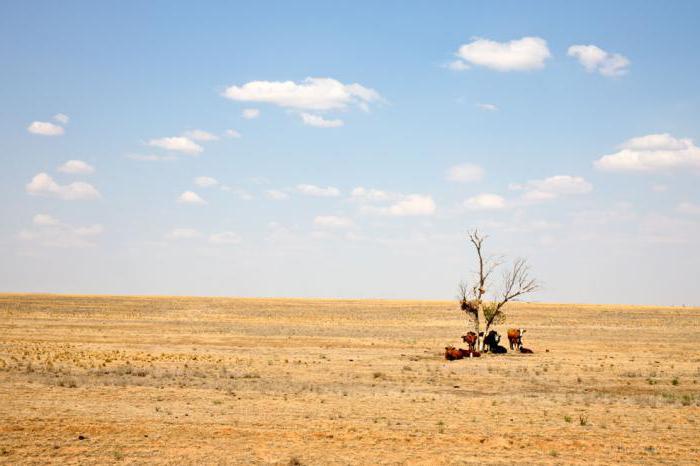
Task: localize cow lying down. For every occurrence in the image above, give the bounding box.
[444,346,481,360]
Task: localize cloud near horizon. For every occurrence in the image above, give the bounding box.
[594,134,700,172]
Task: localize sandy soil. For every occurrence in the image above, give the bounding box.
[0,294,699,465]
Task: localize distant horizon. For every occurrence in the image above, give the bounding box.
[1,1,698,306]
[2,291,698,309]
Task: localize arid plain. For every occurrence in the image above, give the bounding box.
[0,294,698,465]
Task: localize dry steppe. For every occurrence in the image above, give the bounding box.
[0,294,699,465]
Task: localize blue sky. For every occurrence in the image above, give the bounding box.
[1,1,698,305]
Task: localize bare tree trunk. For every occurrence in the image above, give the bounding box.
[476,301,486,351]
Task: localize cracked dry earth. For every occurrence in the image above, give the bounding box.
[0,294,699,465]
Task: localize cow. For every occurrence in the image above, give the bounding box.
[483,330,508,354]
[507,328,526,350]
[444,346,463,360]
[459,348,481,358]
[461,331,478,351]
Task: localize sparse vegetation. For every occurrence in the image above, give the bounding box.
[0,294,697,464]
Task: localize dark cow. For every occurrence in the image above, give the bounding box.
[483,330,508,354]
[444,346,463,360]
[461,331,478,351]
[507,328,526,350]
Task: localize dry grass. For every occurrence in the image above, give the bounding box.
[0,294,699,465]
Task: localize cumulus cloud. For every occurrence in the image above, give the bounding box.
[27,121,64,136]
[351,187,394,202]
[446,163,484,183]
[451,36,551,72]
[510,175,593,202]
[297,184,341,197]
[166,228,202,240]
[224,129,241,138]
[53,113,69,124]
[567,44,630,77]
[148,136,203,155]
[26,173,100,200]
[594,134,700,172]
[476,103,498,111]
[223,77,381,111]
[183,129,219,141]
[314,215,353,228]
[242,108,261,119]
[209,231,241,245]
[58,160,94,175]
[300,112,344,128]
[194,176,218,188]
[464,193,506,210]
[361,194,436,216]
[177,191,206,205]
[265,189,289,200]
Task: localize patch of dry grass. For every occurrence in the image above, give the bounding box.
[0,294,699,464]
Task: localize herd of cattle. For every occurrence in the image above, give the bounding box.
[445,328,533,360]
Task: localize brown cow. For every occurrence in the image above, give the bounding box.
[507,328,525,350]
[459,348,481,358]
[461,331,478,351]
[444,346,463,360]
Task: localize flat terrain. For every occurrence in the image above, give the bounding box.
[0,294,699,465]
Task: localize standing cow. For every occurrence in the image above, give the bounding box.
[461,331,478,351]
[507,328,526,350]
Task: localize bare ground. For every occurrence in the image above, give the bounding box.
[0,294,699,465]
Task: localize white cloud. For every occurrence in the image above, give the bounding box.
[148,136,203,155]
[446,163,484,183]
[511,175,593,202]
[677,202,700,215]
[363,194,436,216]
[33,214,59,226]
[452,36,551,72]
[209,231,241,245]
[594,133,700,172]
[58,160,94,175]
[166,228,202,240]
[300,112,344,128]
[21,215,104,248]
[242,108,261,119]
[183,129,219,141]
[297,184,341,197]
[194,176,218,188]
[177,191,206,205]
[53,113,69,124]
[265,189,289,200]
[464,193,506,210]
[26,173,100,201]
[351,187,394,202]
[567,44,630,77]
[476,103,498,111]
[651,184,668,193]
[223,77,381,111]
[314,215,353,228]
[126,153,177,161]
[224,129,241,138]
[27,121,64,136]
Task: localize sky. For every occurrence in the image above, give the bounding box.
[1,1,699,305]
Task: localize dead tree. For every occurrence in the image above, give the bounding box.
[458,230,539,351]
